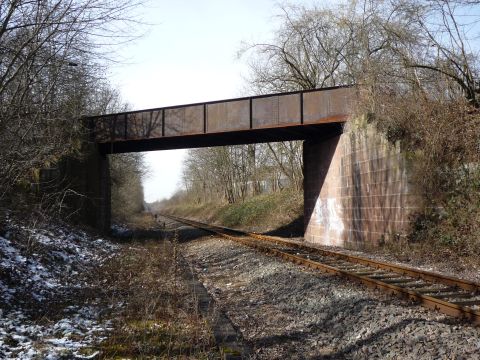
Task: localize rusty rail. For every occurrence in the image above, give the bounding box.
[160,213,480,325]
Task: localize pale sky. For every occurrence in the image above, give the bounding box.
[111,0,316,202]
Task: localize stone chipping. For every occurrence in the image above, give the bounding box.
[182,236,480,360]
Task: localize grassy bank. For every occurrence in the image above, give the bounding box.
[162,190,303,234]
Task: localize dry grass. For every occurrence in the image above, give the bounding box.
[163,189,303,233]
[361,92,480,261]
[121,212,159,230]
[375,237,480,274]
[162,201,224,222]
[96,216,220,359]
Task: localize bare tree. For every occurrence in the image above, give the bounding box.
[0,0,145,204]
[266,142,303,191]
[239,4,359,93]
[390,0,480,106]
[110,152,146,221]
[179,140,304,205]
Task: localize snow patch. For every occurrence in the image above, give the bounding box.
[0,215,119,358]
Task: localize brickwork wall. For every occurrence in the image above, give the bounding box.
[304,122,420,248]
[39,145,111,233]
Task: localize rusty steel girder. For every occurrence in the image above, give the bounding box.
[88,85,354,153]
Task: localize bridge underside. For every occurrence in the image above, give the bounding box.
[98,122,344,153]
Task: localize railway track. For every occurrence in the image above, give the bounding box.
[160,213,480,324]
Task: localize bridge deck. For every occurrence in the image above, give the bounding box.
[89,86,353,153]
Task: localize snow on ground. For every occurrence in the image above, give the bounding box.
[0,213,118,359]
[110,224,132,237]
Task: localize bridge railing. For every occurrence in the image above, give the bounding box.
[90,86,353,143]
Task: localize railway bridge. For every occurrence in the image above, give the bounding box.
[84,85,417,248]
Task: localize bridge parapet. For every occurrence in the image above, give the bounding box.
[90,86,354,151]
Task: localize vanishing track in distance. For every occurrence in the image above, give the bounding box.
[160,213,480,325]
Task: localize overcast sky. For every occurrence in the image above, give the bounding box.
[111,0,316,203]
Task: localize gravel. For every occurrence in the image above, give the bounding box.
[181,235,480,360]
[303,242,480,284]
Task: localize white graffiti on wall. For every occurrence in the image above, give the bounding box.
[314,198,344,244]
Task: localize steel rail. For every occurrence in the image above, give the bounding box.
[161,214,480,324]
[168,214,480,292]
[244,232,480,292]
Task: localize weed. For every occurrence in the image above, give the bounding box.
[96,216,219,359]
